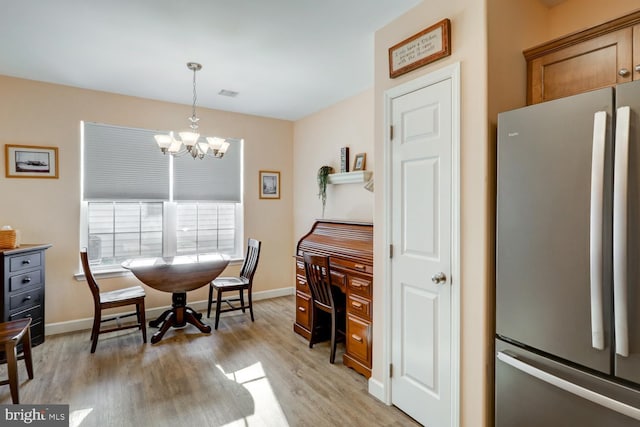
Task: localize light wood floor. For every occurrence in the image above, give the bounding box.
[0,296,419,427]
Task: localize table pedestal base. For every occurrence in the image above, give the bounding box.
[149,292,211,344]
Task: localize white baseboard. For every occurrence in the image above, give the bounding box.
[45,286,295,337]
[368,377,389,404]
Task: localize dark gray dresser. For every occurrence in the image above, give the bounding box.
[0,244,51,346]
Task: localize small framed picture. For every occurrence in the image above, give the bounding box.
[353,153,366,171]
[5,144,59,179]
[259,170,280,199]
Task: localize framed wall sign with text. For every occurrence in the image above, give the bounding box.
[389,19,451,79]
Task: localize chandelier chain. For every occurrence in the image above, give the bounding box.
[190,67,199,130]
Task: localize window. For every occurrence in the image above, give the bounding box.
[81,122,243,270]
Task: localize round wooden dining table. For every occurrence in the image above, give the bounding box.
[122,253,229,344]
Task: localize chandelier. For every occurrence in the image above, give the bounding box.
[154,62,230,159]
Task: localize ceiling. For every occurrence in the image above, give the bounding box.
[0,0,422,121]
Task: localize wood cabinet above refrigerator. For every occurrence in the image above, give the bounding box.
[525,10,640,105]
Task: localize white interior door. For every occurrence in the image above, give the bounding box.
[390,76,453,427]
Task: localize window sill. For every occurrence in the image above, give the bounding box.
[74,256,243,281]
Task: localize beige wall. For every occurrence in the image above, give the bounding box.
[374,1,490,425]
[547,0,640,39]
[292,89,374,242]
[0,75,294,325]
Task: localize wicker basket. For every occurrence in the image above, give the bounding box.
[0,229,18,249]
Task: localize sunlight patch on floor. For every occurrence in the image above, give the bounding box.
[218,362,289,426]
[70,407,93,427]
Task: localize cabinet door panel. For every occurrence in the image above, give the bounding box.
[528,28,632,104]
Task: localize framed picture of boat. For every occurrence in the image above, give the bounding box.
[5,144,59,178]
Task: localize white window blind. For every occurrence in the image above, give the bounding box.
[173,138,242,202]
[81,122,243,269]
[83,122,170,200]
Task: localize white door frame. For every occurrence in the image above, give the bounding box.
[379,62,461,426]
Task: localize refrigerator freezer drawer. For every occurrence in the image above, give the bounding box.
[496,340,640,427]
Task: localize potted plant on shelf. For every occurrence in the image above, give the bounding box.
[317,165,333,218]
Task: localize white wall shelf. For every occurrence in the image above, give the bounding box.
[327,171,372,185]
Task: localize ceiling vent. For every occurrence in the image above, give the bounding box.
[218,89,239,98]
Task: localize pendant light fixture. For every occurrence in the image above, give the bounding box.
[154,62,231,159]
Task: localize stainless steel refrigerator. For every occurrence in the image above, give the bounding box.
[496,80,640,426]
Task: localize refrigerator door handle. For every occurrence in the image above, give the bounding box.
[589,110,607,350]
[497,351,640,421]
[614,106,631,357]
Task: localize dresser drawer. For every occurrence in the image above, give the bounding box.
[295,293,311,330]
[10,288,43,311]
[9,252,42,273]
[347,275,372,298]
[348,294,371,320]
[9,269,43,292]
[346,315,371,365]
[9,304,42,322]
[330,257,372,274]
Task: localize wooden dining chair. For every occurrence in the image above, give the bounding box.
[80,249,147,353]
[303,253,345,364]
[0,318,33,404]
[207,238,261,330]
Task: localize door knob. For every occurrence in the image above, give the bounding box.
[619,68,631,77]
[431,272,447,284]
[635,65,640,73]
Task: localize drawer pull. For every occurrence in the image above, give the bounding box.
[351,301,363,309]
[354,264,365,271]
[23,296,32,301]
[298,307,306,312]
[22,259,31,265]
[22,277,32,283]
[351,281,369,288]
[351,334,363,343]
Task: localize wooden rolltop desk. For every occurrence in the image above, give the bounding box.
[294,220,373,378]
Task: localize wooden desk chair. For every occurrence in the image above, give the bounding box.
[207,239,261,330]
[303,253,345,364]
[80,249,147,353]
[0,318,33,403]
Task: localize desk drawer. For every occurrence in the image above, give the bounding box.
[295,293,311,330]
[9,252,42,273]
[9,269,43,292]
[330,258,372,274]
[348,294,371,320]
[10,288,43,311]
[346,315,371,366]
[296,275,308,293]
[347,275,372,298]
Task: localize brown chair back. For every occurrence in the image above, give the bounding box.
[80,248,101,309]
[240,238,261,286]
[303,253,336,311]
